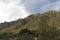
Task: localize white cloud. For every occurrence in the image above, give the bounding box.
[0,0,60,23]
[39,1,60,12]
[0,0,30,23]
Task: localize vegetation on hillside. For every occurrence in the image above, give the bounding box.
[0,11,60,40]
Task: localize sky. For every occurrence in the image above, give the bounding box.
[0,0,60,23]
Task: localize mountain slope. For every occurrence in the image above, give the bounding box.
[0,11,60,33]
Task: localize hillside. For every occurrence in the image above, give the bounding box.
[0,11,60,40]
[0,11,60,33]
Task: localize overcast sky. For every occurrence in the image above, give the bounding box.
[0,0,60,23]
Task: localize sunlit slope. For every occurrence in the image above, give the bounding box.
[0,11,60,33]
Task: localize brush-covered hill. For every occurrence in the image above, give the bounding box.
[0,11,60,33]
[0,11,60,40]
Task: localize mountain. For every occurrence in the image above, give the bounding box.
[0,11,60,33]
[0,11,60,40]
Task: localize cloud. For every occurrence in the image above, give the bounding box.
[0,0,60,23]
[0,0,30,23]
[40,1,60,12]
[21,0,60,13]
